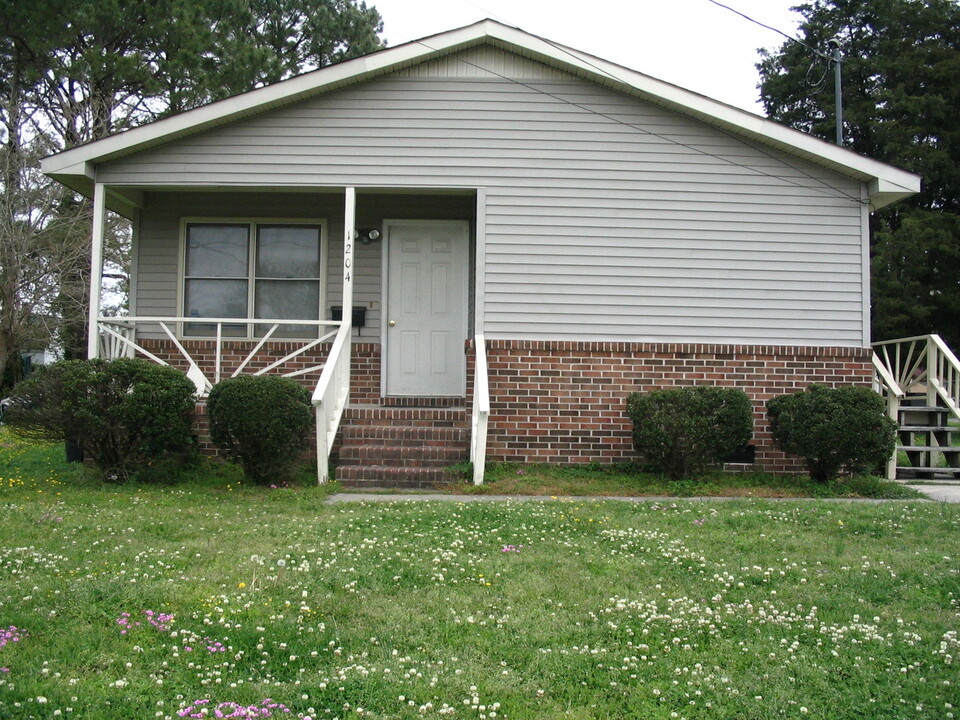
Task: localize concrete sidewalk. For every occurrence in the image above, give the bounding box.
[906,484,960,502]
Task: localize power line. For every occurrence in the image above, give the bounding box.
[703,0,829,59]
[414,38,865,206]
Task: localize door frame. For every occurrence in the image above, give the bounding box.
[380,218,470,397]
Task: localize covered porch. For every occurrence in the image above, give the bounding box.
[87,183,491,484]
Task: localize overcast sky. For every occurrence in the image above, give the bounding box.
[370,0,807,114]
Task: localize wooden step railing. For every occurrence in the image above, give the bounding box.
[872,334,960,479]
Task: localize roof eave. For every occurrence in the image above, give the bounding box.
[41,18,920,209]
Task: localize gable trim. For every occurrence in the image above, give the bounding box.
[41,19,919,210]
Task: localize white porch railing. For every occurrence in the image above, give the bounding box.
[98,316,341,396]
[872,334,960,479]
[470,334,490,485]
[98,320,136,360]
[312,322,352,484]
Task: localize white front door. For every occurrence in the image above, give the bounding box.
[384,220,469,397]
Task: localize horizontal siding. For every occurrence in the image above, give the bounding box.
[106,45,866,346]
[391,44,572,80]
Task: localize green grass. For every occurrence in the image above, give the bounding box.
[451,462,923,500]
[1,433,958,719]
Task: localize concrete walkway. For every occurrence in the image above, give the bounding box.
[906,484,960,502]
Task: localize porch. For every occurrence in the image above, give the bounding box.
[88,184,492,485]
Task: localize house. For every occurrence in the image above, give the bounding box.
[41,20,922,486]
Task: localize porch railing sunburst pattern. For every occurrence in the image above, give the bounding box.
[99,317,340,395]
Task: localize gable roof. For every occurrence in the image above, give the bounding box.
[42,19,919,211]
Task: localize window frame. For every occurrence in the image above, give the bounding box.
[178,217,328,339]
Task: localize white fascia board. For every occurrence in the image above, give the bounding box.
[40,159,96,178]
[868,176,924,210]
[41,18,920,208]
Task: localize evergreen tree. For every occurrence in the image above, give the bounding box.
[0,0,384,382]
[757,0,960,348]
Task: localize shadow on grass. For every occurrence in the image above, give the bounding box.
[449,461,924,499]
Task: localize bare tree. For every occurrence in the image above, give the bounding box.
[0,122,90,385]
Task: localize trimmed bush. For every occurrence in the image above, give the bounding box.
[626,386,753,480]
[5,359,197,481]
[767,384,897,482]
[207,375,313,484]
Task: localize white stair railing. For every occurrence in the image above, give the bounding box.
[100,314,351,484]
[872,334,960,479]
[928,334,960,418]
[873,334,960,421]
[871,353,905,480]
[470,334,490,485]
[312,321,352,484]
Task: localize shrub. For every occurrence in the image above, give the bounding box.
[207,375,313,484]
[3,362,76,442]
[626,386,753,480]
[5,359,197,481]
[767,384,897,483]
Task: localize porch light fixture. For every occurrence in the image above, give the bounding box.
[357,228,381,243]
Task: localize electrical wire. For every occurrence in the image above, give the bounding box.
[805,57,831,95]
[413,37,866,206]
[703,0,831,59]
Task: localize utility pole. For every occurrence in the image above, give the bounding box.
[828,38,843,146]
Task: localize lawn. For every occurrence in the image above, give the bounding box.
[1,433,958,720]
[454,463,923,499]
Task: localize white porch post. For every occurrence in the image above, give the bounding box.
[340,186,355,410]
[342,187,356,314]
[314,187,356,484]
[86,182,107,359]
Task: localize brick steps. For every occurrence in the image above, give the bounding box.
[336,466,465,488]
[335,404,470,488]
[338,444,467,467]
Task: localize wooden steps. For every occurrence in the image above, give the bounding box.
[334,404,470,488]
[896,396,960,481]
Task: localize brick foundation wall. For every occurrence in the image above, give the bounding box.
[136,338,872,473]
[475,340,873,473]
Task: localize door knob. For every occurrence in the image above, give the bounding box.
[388,320,396,327]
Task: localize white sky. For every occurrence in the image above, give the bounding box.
[370,0,805,114]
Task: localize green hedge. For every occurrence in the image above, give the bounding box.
[207,375,313,484]
[5,359,197,482]
[767,384,897,482]
[626,386,753,480]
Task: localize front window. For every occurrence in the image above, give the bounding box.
[183,221,324,338]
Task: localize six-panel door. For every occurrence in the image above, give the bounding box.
[384,220,469,397]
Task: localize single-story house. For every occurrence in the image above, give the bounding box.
[41,20,921,486]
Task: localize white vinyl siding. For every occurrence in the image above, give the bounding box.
[112,46,867,346]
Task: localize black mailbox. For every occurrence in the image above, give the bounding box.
[331,305,367,328]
